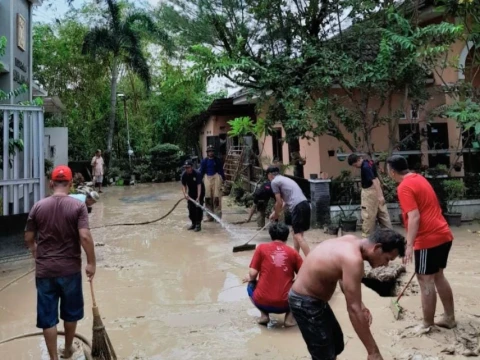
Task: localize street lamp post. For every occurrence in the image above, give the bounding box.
[117,93,133,168]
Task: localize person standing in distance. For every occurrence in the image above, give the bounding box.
[266,166,311,256]
[181,160,205,232]
[91,150,104,193]
[348,154,392,237]
[25,165,96,360]
[200,145,225,221]
[387,155,455,331]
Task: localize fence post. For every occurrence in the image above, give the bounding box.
[309,179,331,229]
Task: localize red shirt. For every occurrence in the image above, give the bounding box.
[397,174,453,250]
[249,241,303,308]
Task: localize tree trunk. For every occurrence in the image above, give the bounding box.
[106,56,119,168]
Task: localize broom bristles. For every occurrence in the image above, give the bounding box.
[91,306,117,360]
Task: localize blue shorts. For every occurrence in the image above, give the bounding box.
[247,281,290,314]
[36,272,84,329]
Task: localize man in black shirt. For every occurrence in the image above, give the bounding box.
[348,154,392,237]
[245,181,275,228]
[181,161,205,232]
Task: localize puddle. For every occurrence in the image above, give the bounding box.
[1,183,480,359]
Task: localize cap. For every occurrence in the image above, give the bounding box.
[206,145,215,152]
[51,165,72,181]
[184,160,193,167]
[265,166,280,174]
[88,191,100,202]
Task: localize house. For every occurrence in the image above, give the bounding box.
[199,3,480,180]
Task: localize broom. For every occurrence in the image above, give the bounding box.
[232,223,270,253]
[89,280,117,360]
[390,272,415,320]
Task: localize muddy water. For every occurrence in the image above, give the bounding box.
[1,183,480,359]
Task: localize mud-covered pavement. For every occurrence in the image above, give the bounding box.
[1,183,480,359]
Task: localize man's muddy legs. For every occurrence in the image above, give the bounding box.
[434,269,456,328]
[284,312,297,327]
[417,274,437,329]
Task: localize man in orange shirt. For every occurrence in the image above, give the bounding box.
[387,156,455,330]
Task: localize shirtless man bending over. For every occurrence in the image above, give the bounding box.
[289,228,405,360]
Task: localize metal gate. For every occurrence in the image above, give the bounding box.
[1,105,45,216]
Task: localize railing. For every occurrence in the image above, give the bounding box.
[330,173,480,206]
[1,105,45,215]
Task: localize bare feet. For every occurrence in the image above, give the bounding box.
[414,323,434,335]
[257,313,270,326]
[436,315,457,329]
[284,313,297,327]
[60,346,74,359]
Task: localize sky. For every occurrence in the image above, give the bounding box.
[32,0,236,95]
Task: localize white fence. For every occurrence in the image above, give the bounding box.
[1,105,45,215]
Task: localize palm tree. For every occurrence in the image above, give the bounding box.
[82,0,171,167]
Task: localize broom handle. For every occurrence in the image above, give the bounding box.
[242,222,270,246]
[396,272,416,302]
[89,281,97,307]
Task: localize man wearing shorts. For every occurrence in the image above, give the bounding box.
[387,155,455,330]
[91,149,104,193]
[348,154,392,237]
[289,228,405,360]
[266,166,311,256]
[200,145,225,221]
[25,165,96,360]
[243,222,302,326]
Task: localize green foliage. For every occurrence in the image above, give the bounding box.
[158,0,463,153]
[443,179,466,213]
[149,143,181,173]
[228,117,268,141]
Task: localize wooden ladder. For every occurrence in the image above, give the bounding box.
[223,146,245,185]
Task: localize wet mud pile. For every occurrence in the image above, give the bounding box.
[362,263,406,297]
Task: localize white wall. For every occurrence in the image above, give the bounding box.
[44,127,68,167]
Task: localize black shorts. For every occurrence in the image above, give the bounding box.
[291,201,311,234]
[415,241,452,275]
[288,290,344,360]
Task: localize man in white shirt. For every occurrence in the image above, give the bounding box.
[91,150,104,193]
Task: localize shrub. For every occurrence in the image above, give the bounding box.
[140,173,153,183]
[149,144,181,174]
[443,179,466,214]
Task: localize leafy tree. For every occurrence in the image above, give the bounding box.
[157,0,462,156]
[81,0,172,166]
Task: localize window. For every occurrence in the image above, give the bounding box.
[288,138,300,162]
[398,124,421,151]
[427,123,449,150]
[400,104,419,120]
[272,128,283,162]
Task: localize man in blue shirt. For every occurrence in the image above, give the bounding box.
[348,154,392,237]
[181,161,205,232]
[200,145,225,221]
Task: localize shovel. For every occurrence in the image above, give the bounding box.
[391,272,415,320]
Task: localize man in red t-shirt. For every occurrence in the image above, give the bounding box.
[387,156,455,330]
[243,222,303,327]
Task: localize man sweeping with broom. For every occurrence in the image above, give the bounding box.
[25,165,97,360]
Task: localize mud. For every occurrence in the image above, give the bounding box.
[1,182,480,359]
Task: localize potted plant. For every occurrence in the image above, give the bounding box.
[122,171,131,186]
[453,161,463,172]
[338,202,358,232]
[325,218,340,235]
[443,179,466,227]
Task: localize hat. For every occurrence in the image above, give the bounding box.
[87,191,100,202]
[51,165,73,181]
[265,166,280,174]
[206,145,215,152]
[184,160,193,167]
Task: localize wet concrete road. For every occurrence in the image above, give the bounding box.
[1,183,480,359]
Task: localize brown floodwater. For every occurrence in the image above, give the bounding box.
[1,183,479,359]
